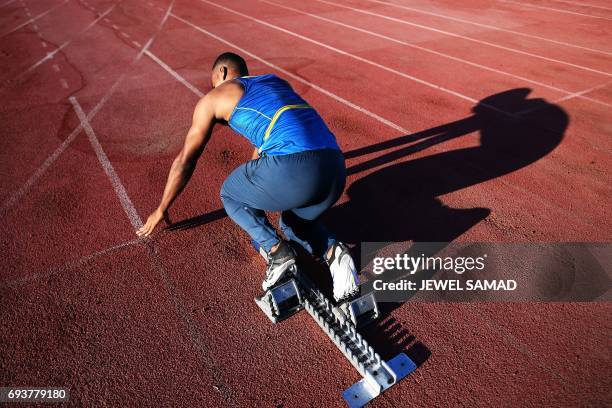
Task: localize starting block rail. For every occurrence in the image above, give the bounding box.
[254,262,416,407]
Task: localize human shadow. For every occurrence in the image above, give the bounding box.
[323,88,568,277]
[165,209,226,231]
[313,88,567,366]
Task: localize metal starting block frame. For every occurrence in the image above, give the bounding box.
[253,264,416,407]
[254,272,303,323]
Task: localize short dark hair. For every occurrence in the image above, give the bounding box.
[212,52,249,76]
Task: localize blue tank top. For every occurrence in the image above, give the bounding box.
[228,74,340,156]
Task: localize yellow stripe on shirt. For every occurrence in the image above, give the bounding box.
[263,104,312,141]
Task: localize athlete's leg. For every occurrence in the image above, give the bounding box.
[278,149,344,257]
[220,150,340,289]
[279,205,339,259]
[220,149,356,295]
[220,162,281,253]
[221,159,301,290]
[274,150,358,300]
[221,149,344,250]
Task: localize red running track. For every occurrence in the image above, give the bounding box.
[0,0,610,406]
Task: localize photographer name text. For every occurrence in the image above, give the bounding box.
[373,279,517,291]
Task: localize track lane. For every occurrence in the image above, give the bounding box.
[498,0,612,20]
[0,1,121,83]
[1,1,242,404]
[319,0,612,79]
[340,0,612,56]
[361,0,612,53]
[0,0,173,212]
[0,131,138,282]
[0,0,68,29]
[176,0,610,232]
[264,0,610,108]
[0,245,228,406]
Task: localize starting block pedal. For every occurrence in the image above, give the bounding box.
[334,292,380,329]
[255,276,303,323]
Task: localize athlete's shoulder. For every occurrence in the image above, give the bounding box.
[200,80,244,121]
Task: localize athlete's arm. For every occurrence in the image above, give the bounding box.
[137,95,216,237]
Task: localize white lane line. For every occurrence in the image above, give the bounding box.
[0,75,127,214]
[52,63,60,71]
[196,0,521,117]
[144,50,204,97]
[548,0,612,11]
[60,78,68,88]
[70,97,144,230]
[32,23,38,30]
[15,4,117,80]
[137,0,174,59]
[0,1,175,213]
[1,125,82,213]
[518,81,612,114]
[317,0,612,78]
[555,81,612,103]
[1,0,69,38]
[1,238,143,288]
[170,12,409,133]
[132,39,141,47]
[41,40,47,47]
[160,0,173,26]
[0,0,17,8]
[104,17,110,22]
[263,0,612,109]
[121,31,130,37]
[499,0,612,20]
[112,24,119,29]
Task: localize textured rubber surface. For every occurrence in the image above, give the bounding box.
[0,0,610,406]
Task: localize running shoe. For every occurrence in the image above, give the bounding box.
[326,242,360,302]
[262,240,297,291]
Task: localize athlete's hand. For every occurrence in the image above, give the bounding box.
[137,208,171,237]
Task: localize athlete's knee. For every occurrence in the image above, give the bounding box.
[220,178,238,212]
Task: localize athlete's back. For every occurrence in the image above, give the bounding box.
[228,74,339,156]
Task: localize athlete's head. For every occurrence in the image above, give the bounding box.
[211,52,249,88]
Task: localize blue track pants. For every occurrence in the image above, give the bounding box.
[220,149,345,257]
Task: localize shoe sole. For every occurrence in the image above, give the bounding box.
[334,285,360,303]
[262,259,296,291]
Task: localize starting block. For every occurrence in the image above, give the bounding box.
[251,240,416,407]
